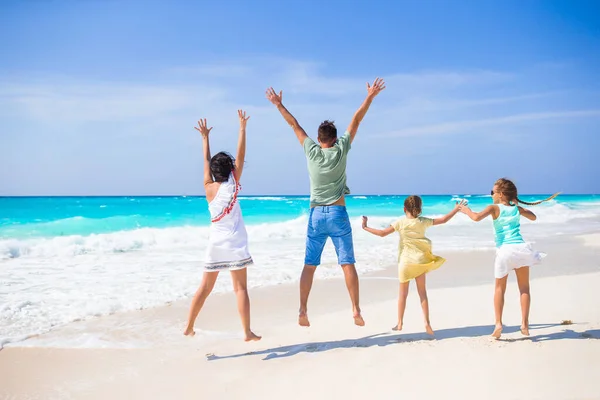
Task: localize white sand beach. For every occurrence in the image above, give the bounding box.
[1,234,599,400]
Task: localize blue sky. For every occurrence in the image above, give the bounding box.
[1,0,599,195]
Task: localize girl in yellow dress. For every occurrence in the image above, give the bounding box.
[362,196,464,335]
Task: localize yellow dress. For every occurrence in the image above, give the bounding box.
[391,217,446,283]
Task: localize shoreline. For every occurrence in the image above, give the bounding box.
[1,233,598,399]
[3,233,599,350]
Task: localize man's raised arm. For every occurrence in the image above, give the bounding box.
[266,87,308,145]
[346,77,386,143]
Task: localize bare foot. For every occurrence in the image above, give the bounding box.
[521,325,530,336]
[298,312,310,327]
[183,327,195,337]
[354,313,365,327]
[425,324,434,336]
[392,323,403,331]
[244,331,262,342]
[491,324,503,339]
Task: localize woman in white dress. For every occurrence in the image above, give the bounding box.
[184,110,261,342]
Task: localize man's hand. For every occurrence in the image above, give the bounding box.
[347,77,386,141]
[366,77,386,99]
[265,86,308,145]
[265,87,283,106]
[194,118,212,139]
[362,216,368,229]
[238,110,250,129]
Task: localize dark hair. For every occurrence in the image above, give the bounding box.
[210,151,235,183]
[318,120,337,144]
[494,178,559,206]
[404,195,423,217]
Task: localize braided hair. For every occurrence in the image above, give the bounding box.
[404,195,423,217]
[494,178,559,206]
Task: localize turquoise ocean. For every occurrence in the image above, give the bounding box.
[1,194,599,346]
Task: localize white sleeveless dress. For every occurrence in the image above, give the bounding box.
[204,172,253,271]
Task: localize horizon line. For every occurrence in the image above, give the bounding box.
[0,193,591,198]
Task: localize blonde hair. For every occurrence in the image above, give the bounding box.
[494,178,560,206]
[404,195,422,216]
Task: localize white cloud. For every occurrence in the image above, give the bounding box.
[386,69,512,88]
[1,58,598,195]
[0,57,596,136]
[376,109,600,137]
[167,64,252,78]
[0,81,227,123]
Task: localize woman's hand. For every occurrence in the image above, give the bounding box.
[194,118,212,139]
[238,110,250,129]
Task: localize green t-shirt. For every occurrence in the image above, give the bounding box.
[303,131,351,207]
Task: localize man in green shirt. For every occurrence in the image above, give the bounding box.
[266,78,386,327]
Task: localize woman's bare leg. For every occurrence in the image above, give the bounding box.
[184,271,219,336]
[230,268,261,342]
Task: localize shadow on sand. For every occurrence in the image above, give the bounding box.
[207,323,599,361]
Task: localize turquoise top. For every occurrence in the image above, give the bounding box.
[493,204,525,247]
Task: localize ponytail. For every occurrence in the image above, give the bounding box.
[516,192,560,206]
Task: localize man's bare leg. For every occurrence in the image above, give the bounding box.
[393,281,409,331]
[415,274,434,335]
[514,266,531,336]
[231,268,261,341]
[184,271,219,336]
[299,265,317,327]
[341,264,364,326]
[492,276,508,339]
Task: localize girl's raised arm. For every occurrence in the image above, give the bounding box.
[459,204,498,222]
[433,200,466,225]
[234,110,250,181]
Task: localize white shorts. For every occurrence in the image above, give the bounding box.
[494,243,545,279]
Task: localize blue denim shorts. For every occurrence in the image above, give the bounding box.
[305,206,356,266]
